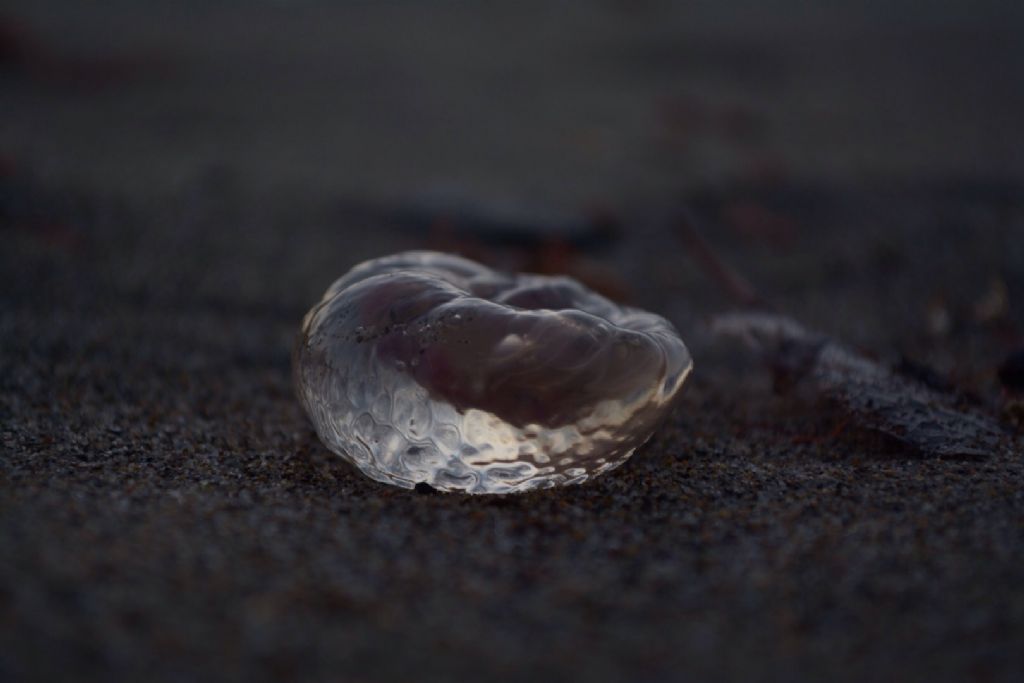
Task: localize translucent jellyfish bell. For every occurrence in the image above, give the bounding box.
[294,251,692,494]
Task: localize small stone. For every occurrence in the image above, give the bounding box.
[998,348,1024,392]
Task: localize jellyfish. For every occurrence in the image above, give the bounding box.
[294,251,692,494]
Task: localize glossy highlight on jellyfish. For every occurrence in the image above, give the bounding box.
[294,251,692,494]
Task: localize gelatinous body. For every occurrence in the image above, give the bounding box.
[294,251,692,493]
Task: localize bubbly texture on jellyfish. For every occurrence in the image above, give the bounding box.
[294,251,692,494]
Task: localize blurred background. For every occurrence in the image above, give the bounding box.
[4,0,1024,196]
[3,2,1024,681]
[4,0,1023,338]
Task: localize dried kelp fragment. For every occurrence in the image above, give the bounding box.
[712,312,1007,458]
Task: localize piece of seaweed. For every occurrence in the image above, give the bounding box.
[712,311,1007,459]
